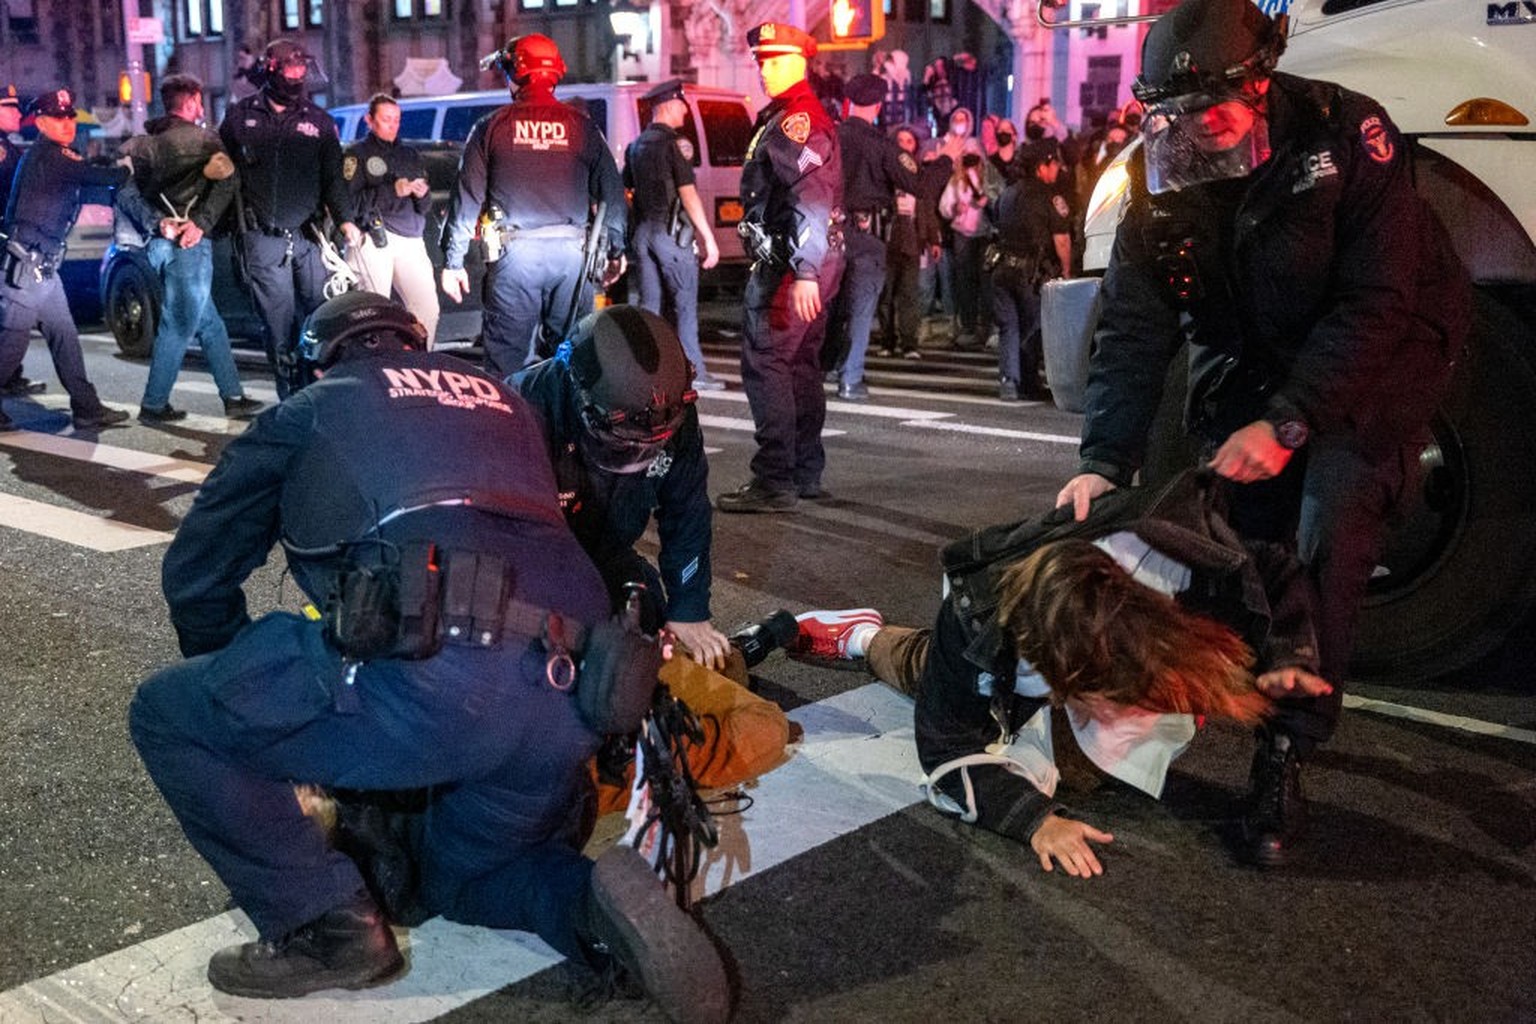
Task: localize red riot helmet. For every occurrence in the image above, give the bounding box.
[483,33,567,89]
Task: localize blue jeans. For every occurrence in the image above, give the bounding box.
[142,238,244,410]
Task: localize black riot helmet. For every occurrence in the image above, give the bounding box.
[299,291,428,370]
[1133,0,1286,193]
[1134,0,1286,105]
[258,39,327,106]
[562,306,697,472]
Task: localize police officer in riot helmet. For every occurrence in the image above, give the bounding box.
[442,34,627,375]
[1056,0,1470,866]
[130,292,728,1018]
[220,40,359,399]
[518,305,734,666]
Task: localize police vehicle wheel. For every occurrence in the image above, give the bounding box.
[1351,287,1536,684]
[104,257,160,359]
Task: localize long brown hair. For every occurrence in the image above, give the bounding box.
[997,539,1269,725]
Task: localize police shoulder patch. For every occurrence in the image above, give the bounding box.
[900,152,918,174]
[342,155,358,181]
[0,143,7,162]
[781,111,811,146]
[1359,114,1395,165]
[1052,195,1070,218]
[676,137,695,162]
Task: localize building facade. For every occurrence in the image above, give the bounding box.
[2,0,1157,134]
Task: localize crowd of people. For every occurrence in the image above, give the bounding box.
[0,0,1472,1018]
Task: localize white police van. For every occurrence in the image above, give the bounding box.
[328,81,757,264]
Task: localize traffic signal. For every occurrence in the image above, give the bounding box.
[118,70,151,105]
[818,0,884,50]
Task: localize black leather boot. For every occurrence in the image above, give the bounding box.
[581,847,730,1024]
[1242,731,1307,868]
[207,891,405,999]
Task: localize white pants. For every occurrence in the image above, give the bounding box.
[349,231,441,347]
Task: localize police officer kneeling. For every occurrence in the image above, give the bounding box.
[129,293,729,1021]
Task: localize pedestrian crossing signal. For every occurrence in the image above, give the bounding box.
[818,0,884,49]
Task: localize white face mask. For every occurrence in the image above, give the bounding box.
[949,120,968,137]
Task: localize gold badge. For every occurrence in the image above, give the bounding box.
[899,153,917,174]
[761,23,777,40]
[342,155,358,181]
[782,111,811,145]
[1053,195,1069,218]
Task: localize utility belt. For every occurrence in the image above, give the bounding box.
[240,208,298,239]
[1,239,61,288]
[982,242,1052,287]
[324,540,662,734]
[739,209,846,269]
[495,223,585,244]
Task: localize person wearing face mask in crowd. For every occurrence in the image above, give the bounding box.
[912,137,955,348]
[937,139,996,350]
[988,118,1024,184]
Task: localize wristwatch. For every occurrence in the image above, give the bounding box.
[1266,414,1310,450]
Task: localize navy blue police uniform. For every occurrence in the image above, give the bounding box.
[129,342,613,962]
[826,73,921,398]
[991,145,1071,399]
[623,81,711,382]
[1082,72,1470,747]
[0,84,46,398]
[0,88,129,429]
[443,87,626,375]
[344,131,432,241]
[220,82,352,397]
[517,349,714,625]
[724,24,844,508]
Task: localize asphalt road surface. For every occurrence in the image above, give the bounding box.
[1,325,1533,1023]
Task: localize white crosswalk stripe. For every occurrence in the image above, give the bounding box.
[0,684,921,1023]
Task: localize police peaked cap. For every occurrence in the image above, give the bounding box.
[642,79,688,106]
[1136,0,1285,102]
[567,306,695,443]
[300,291,427,369]
[747,22,816,60]
[30,88,76,119]
[0,85,19,110]
[845,74,886,107]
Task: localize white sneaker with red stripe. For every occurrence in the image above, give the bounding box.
[795,608,884,659]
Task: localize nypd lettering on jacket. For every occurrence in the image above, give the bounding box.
[379,366,514,413]
[513,117,570,151]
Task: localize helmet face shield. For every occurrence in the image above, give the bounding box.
[1142,89,1269,194]
[576,391,687,473]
